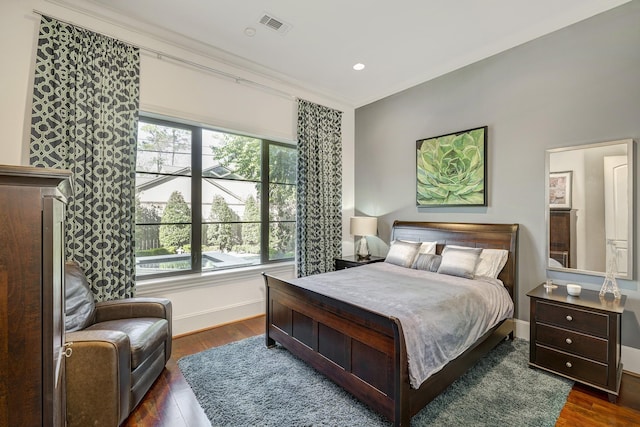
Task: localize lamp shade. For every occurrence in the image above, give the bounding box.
[350,216,378,236]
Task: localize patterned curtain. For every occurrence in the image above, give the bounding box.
[30,16,139,300]
[296,99,343,277]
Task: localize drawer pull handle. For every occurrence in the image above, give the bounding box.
[565,338,573,345]
[566,315,573,321]
[566,362,572,368]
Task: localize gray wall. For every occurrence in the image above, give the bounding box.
[354,1,640,347]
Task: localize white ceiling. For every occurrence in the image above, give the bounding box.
[85,0,629,107]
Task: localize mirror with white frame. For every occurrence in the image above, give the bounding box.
[546,139,634,279]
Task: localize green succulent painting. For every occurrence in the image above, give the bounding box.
[416,127,486,206]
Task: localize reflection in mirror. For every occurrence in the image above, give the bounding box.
[546,139,634,279]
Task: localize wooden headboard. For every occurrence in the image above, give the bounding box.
[390,221,519,301]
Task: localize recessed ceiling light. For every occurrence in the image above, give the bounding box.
[244,27,256,37]
[353,63,365,71]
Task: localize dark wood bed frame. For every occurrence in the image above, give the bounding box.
[263,221,519,426]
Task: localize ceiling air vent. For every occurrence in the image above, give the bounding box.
[258,13,292,34]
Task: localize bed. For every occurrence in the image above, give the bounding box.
[263,221,519,426]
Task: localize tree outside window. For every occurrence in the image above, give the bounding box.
[134,116,296,278]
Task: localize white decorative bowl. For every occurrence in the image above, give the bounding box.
[566,284,582,296]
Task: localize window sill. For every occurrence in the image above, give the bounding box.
[135,261,295,295]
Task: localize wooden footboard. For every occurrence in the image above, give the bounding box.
[264,273,408,423]
[264,273,513,426]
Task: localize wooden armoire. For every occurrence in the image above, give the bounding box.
[0,165,72,427]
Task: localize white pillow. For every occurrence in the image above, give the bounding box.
[437,246,483,279]
[475,249,509,279]
[385,240,421,268]
[417,241,437,255]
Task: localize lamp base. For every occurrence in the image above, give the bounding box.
[356,236,370,260]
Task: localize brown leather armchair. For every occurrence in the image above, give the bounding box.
[64,261,172,426]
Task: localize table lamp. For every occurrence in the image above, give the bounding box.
[350,216,377,260]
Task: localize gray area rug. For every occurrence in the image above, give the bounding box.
[178,336,572,426]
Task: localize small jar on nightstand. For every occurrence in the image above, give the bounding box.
[334,255,385,270]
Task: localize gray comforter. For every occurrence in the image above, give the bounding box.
[289,262,514,388]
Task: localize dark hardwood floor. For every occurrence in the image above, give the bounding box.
[124,316,640,427]
[123,316,264,427]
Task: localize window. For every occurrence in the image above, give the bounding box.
[135,116,296,278]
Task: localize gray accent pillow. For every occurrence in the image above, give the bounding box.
[384,240,421,268]
[437,246,483,279]
[64,261,96,332]
[411,253,442,272]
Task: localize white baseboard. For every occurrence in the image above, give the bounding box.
[513,319,639,375]
[622,345,640,375]
[172,299,264,336]
[173,309,640,374]
[514,318,530,341]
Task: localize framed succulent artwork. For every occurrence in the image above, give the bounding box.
[416,126,487,207]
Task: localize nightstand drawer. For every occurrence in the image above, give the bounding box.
[536,300,609,338]
[536,323,608,363]
[535,345,608,387]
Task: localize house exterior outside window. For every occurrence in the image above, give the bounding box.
[135,116,296,279]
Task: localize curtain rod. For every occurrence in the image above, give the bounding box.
[32,9,297,101]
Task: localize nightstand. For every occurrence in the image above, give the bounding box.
[527,283,626,402]
[334,255,385,270]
